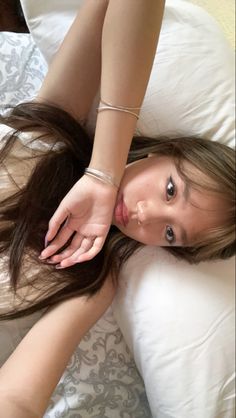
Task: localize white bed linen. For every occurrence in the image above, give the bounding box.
[0,31,150,417]
[113,247,235,418]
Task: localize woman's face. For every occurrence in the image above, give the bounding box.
[113,155,225,247]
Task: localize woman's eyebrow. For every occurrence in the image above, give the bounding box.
[183,180,190,202]
[181,181,190,245]
[180,226,188,246]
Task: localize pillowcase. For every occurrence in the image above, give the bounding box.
[20,0,83,64]
[20,0,235,146]
[113,247,235,417]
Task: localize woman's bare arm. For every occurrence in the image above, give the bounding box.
[91,0,165,184]
[0,278,115,418]
[38,0,165,180]
[37,0,109,122]
[40,0,165,265]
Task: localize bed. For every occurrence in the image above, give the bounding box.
[0,29,151,418]
[0,0,235,417]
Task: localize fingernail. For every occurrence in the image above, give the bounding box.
[55,264,63,269]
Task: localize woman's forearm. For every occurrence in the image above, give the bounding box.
[38,0,109,121]
[90,0,165,183]
[0,278,115,418]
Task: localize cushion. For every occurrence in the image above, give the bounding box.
[20,0,235,146]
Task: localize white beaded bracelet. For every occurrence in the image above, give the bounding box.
[84,168,119,189]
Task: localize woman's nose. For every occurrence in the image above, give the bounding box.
[137,200,164,225]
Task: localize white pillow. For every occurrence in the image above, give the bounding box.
[20,0,83,64]
[113,247,235,417]
[20,0,235,146]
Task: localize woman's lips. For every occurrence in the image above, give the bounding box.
[114,195,129,227]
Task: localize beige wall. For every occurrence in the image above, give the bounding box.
[186,0,235,48]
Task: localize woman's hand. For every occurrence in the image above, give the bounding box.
[39,175,118,267]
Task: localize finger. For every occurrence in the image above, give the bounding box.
[48,233,86,264]
[76,238,104,263]
[40,225,74,260]
[59,237,96,268]
[62,236,104,267]
[46,206,70,243]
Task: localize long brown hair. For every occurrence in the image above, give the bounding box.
[0,102,235,319]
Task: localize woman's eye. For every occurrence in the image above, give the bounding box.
[166,176,176,201]
[165,225,175,244]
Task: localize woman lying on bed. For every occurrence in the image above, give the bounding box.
[0,0,235,416]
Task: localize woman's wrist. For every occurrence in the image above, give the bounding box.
[84,167,119,189]
[90,110,137,183]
